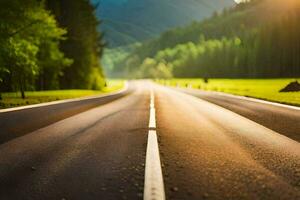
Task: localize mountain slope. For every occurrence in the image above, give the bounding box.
[108,0,300,78]
[94,0,235,47]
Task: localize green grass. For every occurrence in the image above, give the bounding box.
[157,79,300,106]
[0,80,125,109]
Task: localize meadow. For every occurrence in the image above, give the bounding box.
[0,80,125,109]
[157,79,300,106]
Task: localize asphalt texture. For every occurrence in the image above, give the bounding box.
[157,86,300,200]
[0,81,299,200]
[0,82,148,200]
[176,87,300,142]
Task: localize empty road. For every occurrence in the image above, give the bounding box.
[0,81,299,200]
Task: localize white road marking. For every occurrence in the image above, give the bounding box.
[181,88,300,111]
[144,131,165,200]
[144,89,165,200]
[209,90,300,111]
[149,108,156,129]
[150,92,155,109]
[0,82,129,113]
[149,90,156,129]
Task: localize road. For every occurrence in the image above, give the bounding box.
[176,87,300,142]
[0,81,299,200]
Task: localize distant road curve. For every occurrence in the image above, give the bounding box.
[0,82,131,144]
[174,87,300,142]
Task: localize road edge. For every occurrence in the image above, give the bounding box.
[171,86,300,111]
[0,81,129,113]
[0,81,131,144]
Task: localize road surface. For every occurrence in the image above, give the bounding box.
[176,87,300,142]
[0,81,299,200]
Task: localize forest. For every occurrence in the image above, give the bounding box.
[111,0,300,79]
[0,0,105,98]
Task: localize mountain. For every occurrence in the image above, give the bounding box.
[94,0,235,47]
[112,0,300,79]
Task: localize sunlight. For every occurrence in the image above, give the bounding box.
[267,0,300,12]
[234,0,249,3]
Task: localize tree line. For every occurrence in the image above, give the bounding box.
[114,0,300,79]
[0,0,105,98]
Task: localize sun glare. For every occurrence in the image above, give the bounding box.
[234,0,249,3]
[234,0,242,3]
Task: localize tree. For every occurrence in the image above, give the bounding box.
[117,0,300,79]
[0,0,71,97]
[47,0,106,90]
[6,38,39,98]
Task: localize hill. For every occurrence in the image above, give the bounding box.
[94,0,235,47]
[111,0,300,78]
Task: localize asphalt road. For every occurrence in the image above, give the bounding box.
[176,87,300,142]
[0,83,130,145]
[0,81,299,200]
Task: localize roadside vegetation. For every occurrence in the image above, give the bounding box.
[0,0,105,99]
[157,79,300,106]
[110,0,300,80]
[0,80,125,109]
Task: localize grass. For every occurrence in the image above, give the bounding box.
[156,78,300,106]
[0,80,125,109]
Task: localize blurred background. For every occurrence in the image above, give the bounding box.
[0,0,299,108]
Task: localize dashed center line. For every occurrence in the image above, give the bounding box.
[144,89,166,200]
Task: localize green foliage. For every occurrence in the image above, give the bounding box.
[158,78,300,106]
[117,0,300,79]
[37,38,73,90]
[102,43,141,77]
[47,0,106,90]
[97,0,234,47]
[129,0,265,61]
[0,0,105,97]
[6,38,39,90]
[0,0,71,97]
[136,58,173,79]
[0,79,125,109]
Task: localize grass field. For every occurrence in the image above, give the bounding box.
[157,79,300,106]
[0,80,125,109]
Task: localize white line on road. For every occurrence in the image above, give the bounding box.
[149,109,156,129]
[0,82,129,113]
[182,87,300,111]
[144,131,165,200]
[208,90,300,110]
[144,89,165,200]
[149,90,157,129]
[150,90,155,108]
